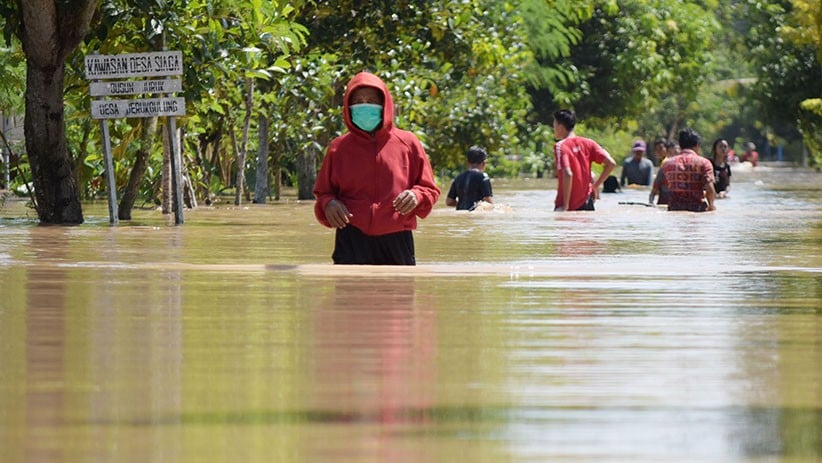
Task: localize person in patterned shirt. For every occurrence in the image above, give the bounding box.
[659,128,716,212]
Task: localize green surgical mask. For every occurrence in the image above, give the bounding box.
[350,103,383,132]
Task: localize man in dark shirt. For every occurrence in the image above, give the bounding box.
[620,140,654,186]
[446,146,493,210]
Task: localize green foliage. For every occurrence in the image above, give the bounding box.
[520,0,594,118]
[0,17,26,194]
[0,1,21,46]
[798,99,822,167]
[0,35,24,114]
[4,0,820,209]
[572,1,717,124]
[521,0,722,151]
[68,0,309,202]
[295,0,534,176]
[734,0,821,159]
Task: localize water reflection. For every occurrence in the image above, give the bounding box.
[301,277,436,462]
[25,228,69,463]
[0,167,820,462]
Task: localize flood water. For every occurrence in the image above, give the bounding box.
[1,166,820,463]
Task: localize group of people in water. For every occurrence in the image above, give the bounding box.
[614,135,758,205]
[312,72,757,265]
[449,109,755,215]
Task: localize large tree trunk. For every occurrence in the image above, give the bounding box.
[119,117,158,220]
[23,46,84,223]
[18,0,99,224]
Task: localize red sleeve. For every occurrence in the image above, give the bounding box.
[554,141,567,172]
[589,140,609,164]
[408,137,441,219]
[312,144,337,228]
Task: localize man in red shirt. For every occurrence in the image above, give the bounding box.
[313,72,440,265]
[660,128,716,212]
[552,109,616,211]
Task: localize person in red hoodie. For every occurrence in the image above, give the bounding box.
[313,72,441,265]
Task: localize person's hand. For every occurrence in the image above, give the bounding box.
[393,190,418,215]
[324,199,352,228]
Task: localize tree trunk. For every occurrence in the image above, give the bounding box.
[253,113,269,204]
[24,59,84,223]
[234,77,254,206]
[272,140,282,201]
[296,147,316,200]
[18,0,99,224]
[118,117,158,220]
[71,119,93,196]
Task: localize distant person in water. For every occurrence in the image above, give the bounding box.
[740,142,759,166]
[649,140,678,205]
[711,138,732,198]
[651,138,667,166]
[446,146,493,211]
[665,140,680,158]
[313,72,440,265]
[551,109,616,211]
[656,128,716,212]
[602,175,621,193]
[620,140,654,187]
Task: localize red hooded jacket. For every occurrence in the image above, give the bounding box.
[313,72,440,236]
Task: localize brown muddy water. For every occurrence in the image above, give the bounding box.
[1,166,820,463]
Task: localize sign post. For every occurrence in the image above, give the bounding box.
[99,119,118,224]
[85,50,186,225]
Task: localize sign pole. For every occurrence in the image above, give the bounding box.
[85,49,185,225]
[167,116,184,225]
[88,48,119,225]
[163,34,184,225]
[100,118,119,224]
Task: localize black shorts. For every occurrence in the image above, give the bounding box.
[668,201,708,212]
[575,195,595,211]
[333,226,416,265]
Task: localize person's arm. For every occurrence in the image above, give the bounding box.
[704,182,716,211]
[395,136,441,216]
[445,180,458,207]
[324,200,353,228]
[703,163,716,211]
[645,163,654,186]
[592,154,617,192]
[649,168,664,204]
[558,166,573,211]
[482,176,493,203]
[620,163,627,187]
[313,146,351,228]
